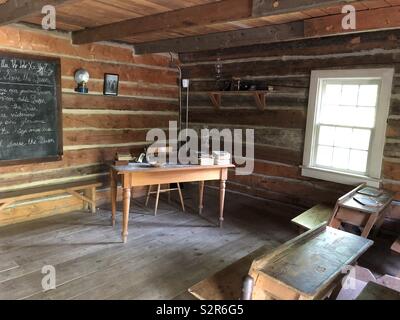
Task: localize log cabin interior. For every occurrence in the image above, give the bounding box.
[0,0,399,302]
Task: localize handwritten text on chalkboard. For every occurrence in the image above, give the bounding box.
[0,54,61,164]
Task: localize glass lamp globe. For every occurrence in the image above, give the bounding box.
[74,69,90,93]
[74,69,90,84]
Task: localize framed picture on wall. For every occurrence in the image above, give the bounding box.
[103,73,119,96]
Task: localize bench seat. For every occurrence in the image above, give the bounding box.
[0,180,102,214]
[392,237,400,254]
[291,204,333,230]
[356,281,400,300]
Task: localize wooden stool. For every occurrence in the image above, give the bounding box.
[145,183,185,215]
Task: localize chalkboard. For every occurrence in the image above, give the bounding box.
[0,52,62,165]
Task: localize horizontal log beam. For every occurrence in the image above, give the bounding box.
[0,0,74,26]
[134,21,305,54]
[72,0,252,45]
[72,0,359,45]
[304,5,400,37]
[134,5,400,54]
[252,0,357,17]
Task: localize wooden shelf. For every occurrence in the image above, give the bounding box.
[207,91,267,111]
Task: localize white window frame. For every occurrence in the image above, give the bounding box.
[302,68,394,187]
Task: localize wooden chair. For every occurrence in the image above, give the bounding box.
[144,146,185,215]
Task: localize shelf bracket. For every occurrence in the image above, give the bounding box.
[254,92,266,111]
[208,92,221,109]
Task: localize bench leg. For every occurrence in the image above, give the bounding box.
[84,187,97,214]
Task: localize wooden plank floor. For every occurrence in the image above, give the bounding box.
[0,186,398,300]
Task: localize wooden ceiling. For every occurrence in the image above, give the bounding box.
[1,0,400,53]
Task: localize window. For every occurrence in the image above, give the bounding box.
[302,69,394,187]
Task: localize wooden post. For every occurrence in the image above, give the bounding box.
[199,180,205,215]
[122,187,131,243]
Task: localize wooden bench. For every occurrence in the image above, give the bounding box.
[356,281,400,300]
[0,180,102,215]
[291,204,333,231]
[188,243,276,300]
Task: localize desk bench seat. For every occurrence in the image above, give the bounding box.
[0,180,102,214]
[392,237,400,254]
[356,281,400,300]
[291,204,333,231]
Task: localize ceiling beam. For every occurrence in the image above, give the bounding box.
[72,0,253,45]
[0,0,73,26]
[133,5,400,54]
[304,5,400,37]
[252,0,357,17]
[72,0,359,45]
[133,21,305,54]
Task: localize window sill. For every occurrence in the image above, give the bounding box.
[301,166,380,188]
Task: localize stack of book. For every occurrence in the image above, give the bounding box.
[212,151,231,165]
[194,152,214,166]
[115,152,134,166]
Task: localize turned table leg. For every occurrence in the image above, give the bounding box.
[122,187,131,243]
[199,181,205,215]
[219,180,226,228]
[110,170,117,227]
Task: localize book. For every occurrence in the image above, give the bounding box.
[357,187,383,197]
[353,195,382,207]
[116,152,134,161]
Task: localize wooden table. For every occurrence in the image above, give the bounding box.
[247,225,373,300]
[110,163,234,243]
[329,184,394,238]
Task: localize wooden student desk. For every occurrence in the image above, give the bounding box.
[247,225,373,300]
[189,225,373,300]
[328,184,394,238]
[109,163,234,243]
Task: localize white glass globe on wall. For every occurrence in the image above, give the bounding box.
[74,69,90,84]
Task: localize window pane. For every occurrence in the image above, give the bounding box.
[340,85,359,106]
[334,127,352,148]
[316,146,333,167]
[318,126,335,146]
[358,85,378,107]
[322,84,342,106]
[349,150,368,173]
[319,106,357,126]
[332,147,350,169]
[356,107,376,128]
[351,129,371,150]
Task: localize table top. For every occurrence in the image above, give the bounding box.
[252,226,373,298]
[110,162,234,173]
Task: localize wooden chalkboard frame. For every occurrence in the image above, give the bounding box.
[0,51,63,166]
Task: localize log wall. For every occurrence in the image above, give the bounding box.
[0,24,179,225]
[180,29,400,210]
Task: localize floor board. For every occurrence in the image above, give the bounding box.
[0,187,398,300]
